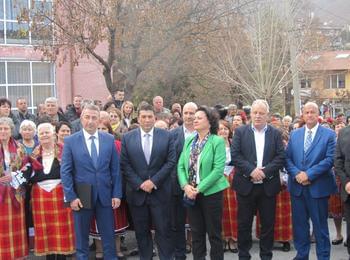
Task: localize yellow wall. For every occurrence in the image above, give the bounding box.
[310,71,350,99]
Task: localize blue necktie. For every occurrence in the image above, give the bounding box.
[304,130,312,153]
[90,136,98,168]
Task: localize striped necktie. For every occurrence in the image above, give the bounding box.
[304,130,312,153]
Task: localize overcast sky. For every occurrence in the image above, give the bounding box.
[310,0,350,26]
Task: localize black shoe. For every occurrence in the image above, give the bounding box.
[152,248,157,257]
[345,241,348,247]
[228,239,238,253]
[282,242,290,252]
[223,240,228,252]
[332,237,343,245]
[128,248,139,256]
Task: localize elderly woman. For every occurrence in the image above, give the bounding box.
[55,121,72,145]
[177,106,229,260]
[18,119,39,250]
[24,123,75,259]
[19,120,39,154]
[0,117,28,259]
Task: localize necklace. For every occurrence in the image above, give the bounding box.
[42,150,54,156]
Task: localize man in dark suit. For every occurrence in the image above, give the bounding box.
[286,102,337,260]
[232,99,285,260]
[170,102,197,259]
[335,125,350,258]
[61,104,122,260]
[121,103,176,260]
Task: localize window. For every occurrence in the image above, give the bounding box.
[325,72,346,89]
[0,0,52,45]
[0,61,55,113]
[300,76,311,89]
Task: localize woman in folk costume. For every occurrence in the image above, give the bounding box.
[23,123,75,259]
[0,117,28,259]
[218,120,238,253]
[256,129,292,251]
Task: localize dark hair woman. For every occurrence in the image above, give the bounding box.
[177,106,229,260]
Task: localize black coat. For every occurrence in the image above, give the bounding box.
[231,124,285,197]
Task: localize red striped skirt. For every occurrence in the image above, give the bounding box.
[222,170,238,240]
[329,176,343,218]
[90,200,129,238]
[0,186,28,259]
[31,183,75,256]
[256,187,292,242]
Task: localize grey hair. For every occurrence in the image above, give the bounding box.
[303,102,319,112]
[183,102,198,111]
[37,123,55,134]
[282,115,293,123]
[0,117,15,134]
[251,99,270,113]
[82,103,100,113]
[45,97,58,104]
[19,120,37,134]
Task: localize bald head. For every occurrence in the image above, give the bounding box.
[182,102,197,129]
[303,102,319,129]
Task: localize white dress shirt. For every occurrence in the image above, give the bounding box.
[252,124,268,168]
[252,124,268,184]
[140,127,154,155]
[83,129,99,156]
[304,123,319,146]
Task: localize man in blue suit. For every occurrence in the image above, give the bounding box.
[286,102,337,260]
[121,103,176,260]
[61,103,122,260]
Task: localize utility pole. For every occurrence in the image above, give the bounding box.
[286,0,301,116]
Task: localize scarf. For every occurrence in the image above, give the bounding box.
[22,143,63,172]
[0,138,23,208]
[188,133,210,187]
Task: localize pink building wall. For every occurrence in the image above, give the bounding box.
[0,43,111,109]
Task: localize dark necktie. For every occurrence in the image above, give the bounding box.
[90,136,98,168]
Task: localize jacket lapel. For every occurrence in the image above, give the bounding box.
[97,132,104,168]
[248,127,257,162]
[136,128,149,165]
[262,126,271,165]
[149,128,157,164]
[199,135,212,165]
[79,130,94,168]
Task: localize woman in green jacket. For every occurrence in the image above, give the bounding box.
[177,106,229,260]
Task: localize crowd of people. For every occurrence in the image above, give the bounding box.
[0,91,349,260]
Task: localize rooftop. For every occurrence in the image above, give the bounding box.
[300,50,350,71]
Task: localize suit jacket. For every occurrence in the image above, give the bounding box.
[334,126,350,201]
[286,125,337,198]
[170,126,186,195]
[120,127,176,206]
[231,124,285,197]
[61,130,122,207]
[177,134,229,196]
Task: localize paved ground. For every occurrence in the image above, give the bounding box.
[29,219,348,259]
